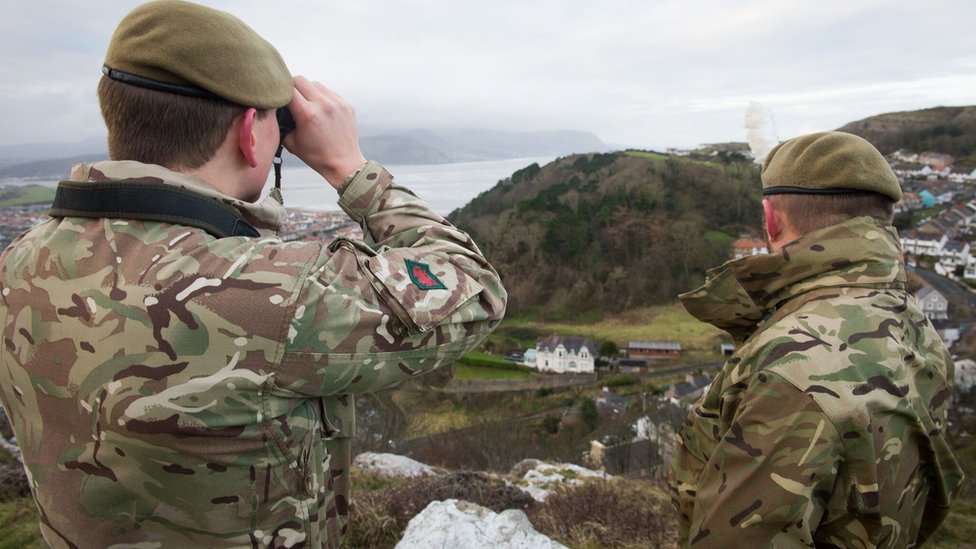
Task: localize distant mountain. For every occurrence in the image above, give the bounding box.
[837,105,976,166]
[360,134,452,164]
[360,129,610,164]
[0,128,610,179]
[448,151,762,318]
[0,154,108,180]
[0,137,106,166]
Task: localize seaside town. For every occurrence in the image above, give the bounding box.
[1,144,976,543]
[492,145,976,479]
[0,200,363,251]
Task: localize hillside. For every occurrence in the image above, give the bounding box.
[837,105,976,166]
[0,154,107,180]
[448,151,763,318]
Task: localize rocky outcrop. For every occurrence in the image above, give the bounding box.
[353,452,440,478]
[395,499,567,549]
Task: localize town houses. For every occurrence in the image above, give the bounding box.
[0,194,362,250]
[898,192,976,280]
[865,148,976,284]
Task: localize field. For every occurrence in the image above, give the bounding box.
[502,303,726,354]
[0,186,54,208]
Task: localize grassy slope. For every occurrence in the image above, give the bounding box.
[0,186,54,208]
[505,302,726,355]
[0,500,42,549]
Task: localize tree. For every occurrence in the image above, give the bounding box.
[581,398,599,431]
[598,340,619,360]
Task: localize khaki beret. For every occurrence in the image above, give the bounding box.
[104,0,292,109]
[761,131,902,202]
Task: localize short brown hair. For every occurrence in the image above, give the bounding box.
[770,192,895,235]
[98,76,259,170]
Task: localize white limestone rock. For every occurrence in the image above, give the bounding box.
[394,499,567,549]
[509,459,610,502]
[352,452,438,478]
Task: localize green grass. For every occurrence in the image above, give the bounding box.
[0,186,55,208]
[503,302,726,354]
[0,498,43,549]
[928,499,976,549]
[624,150,668,162]
[457,350,517,367]
[912,206,941,224]
[704,230,734,246]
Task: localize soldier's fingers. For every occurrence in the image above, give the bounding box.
[291,76,318,110]
[310,82,353,113]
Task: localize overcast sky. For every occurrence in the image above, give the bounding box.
[2,0,975,151]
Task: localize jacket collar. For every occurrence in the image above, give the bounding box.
[679,216,905,343]
[69,161,287,235]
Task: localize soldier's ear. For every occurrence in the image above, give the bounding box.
[236,108,259,168]
[762,198,781,241]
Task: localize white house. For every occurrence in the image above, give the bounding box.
[915,286,949,321]
[901,231,947,256]
[890,149,918,163]
[533,335,597,374]
[940,240,970,271]
[965,255,976,280]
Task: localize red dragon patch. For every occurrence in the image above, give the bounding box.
[405,259,447,290]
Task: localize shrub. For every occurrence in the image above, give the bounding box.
[405,414,540,472]
[348,471,536,549]
[581,398,599,431]
[541,415,561,434]
[529,478,676,548]
[601,374,640,388]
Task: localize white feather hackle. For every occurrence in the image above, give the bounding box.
[745,102,779,166]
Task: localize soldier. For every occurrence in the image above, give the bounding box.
[671,131,963,547]
[0,1,505,547]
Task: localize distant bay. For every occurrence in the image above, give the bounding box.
[1,156,555,215]
[269,156,554,214]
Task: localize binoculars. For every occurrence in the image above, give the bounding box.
[277,107,296,142]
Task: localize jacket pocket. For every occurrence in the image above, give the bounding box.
[364,249,484,332]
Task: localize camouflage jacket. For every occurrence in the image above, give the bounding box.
[671,217,962,548]
[0,160,506,548]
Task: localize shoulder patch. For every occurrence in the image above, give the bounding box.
[406,259,447,290]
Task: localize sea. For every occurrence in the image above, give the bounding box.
[269,156,554,214]
[2,156,555,216]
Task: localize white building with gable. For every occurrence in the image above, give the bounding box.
[533,335,597,374]
[915,285,949,320]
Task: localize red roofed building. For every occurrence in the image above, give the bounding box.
[732,236,768,259]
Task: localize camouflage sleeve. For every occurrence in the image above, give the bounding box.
[276,161,506,395]
[682,370,843,548]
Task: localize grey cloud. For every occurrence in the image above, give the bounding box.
[1,0,975,150]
